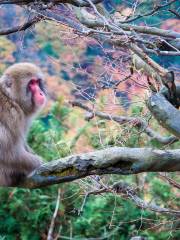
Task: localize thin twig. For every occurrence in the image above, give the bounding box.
[47,188,61,240]
[113,182,180,215]
[159,173,180,190]
[169,9,180,19]
[78,181,180,216]
[70,100,178,145]
[121,0,178,23]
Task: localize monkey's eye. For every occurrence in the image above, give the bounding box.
[27,79,39,93]
[29,79,39,85]
[28,79,39,88]
[38,78,46,93]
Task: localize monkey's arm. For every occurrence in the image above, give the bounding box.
[0,123,14,149]
[19,148,43,171]
[0,148,43,187]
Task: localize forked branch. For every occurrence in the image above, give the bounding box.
[71,100,178,145]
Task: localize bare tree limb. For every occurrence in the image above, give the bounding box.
[132,54,162,84]
[79,179,180,216]
[39,9,87,33]
[0,0,103,7]
[169,9,180,19]
[121,0,178,23]
[147,93,180,138]
[0,15,43,36]
[18,147,180,188]
[74,8,178,100]
[70,100,178,145]
[143,47,180,56]
[117,23,180,39]
[113,181,180,216]
[129,44,170,79]
[80,17,180,39]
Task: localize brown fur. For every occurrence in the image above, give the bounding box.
[0,63,46,186]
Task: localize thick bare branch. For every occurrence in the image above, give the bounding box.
[130,43,169,78]
[19,147,180,188]
[147,93,180,138]
[39,9,87,33]
[132,54,162,83]
[116,23,180,39]
[0,15,43,36]
[80,17,180,39]
[0,0,103,7]
[130,44,177,105]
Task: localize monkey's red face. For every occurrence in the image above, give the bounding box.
[28,79,46,107]
[0,62,47,115]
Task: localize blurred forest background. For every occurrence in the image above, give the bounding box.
[0,0,180,239]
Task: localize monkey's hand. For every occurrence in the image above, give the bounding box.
[18,148,44,174]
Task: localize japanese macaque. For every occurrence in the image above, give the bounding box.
[0,63,47,186]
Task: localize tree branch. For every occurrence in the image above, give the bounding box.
[0,0,103,7]
[121,0,178,23]
[147,93,180,138]
[79,180,180,216]
[39,9,87,33]
[0,15,43,36]
[169,9,180,19]
[80,16,180,39]
[18,147,180,188]
[159,173,180,190]
[70,100,178,145]
[142,46,180,56]
[113,181,180,216]
[130,43,170,79]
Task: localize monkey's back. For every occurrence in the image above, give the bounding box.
[0,86,25,140]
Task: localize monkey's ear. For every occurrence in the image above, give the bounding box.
[4,75,12,88]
